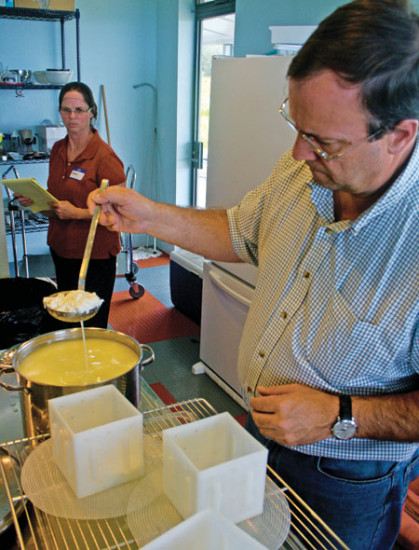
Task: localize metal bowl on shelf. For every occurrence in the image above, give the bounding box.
[0,69,31,84]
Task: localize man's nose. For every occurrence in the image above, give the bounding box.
[292,133,318,162]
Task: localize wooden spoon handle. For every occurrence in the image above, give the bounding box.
[78,179,109,290]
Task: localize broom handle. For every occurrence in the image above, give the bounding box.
[101,84,111,145]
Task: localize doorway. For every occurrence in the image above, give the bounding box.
[192,1,235,208]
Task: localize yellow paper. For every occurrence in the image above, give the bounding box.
[2,178,58,213]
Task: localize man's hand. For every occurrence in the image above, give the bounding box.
[87,187,150,233]
[251,385,419,445]
[250,384,339,446]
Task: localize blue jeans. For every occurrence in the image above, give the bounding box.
[245,414,419,550]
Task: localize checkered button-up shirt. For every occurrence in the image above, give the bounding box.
[227,144,419,461]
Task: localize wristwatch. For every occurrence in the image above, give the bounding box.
[332,395,358,440]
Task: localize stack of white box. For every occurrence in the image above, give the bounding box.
[49,385,144,499]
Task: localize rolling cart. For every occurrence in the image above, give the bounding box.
[2,164,29,278]
[120,165,144,300]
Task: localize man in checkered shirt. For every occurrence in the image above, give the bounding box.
[90,1,419,547]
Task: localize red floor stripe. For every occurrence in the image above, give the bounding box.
[235,413,248,427]
[150,382,178,405]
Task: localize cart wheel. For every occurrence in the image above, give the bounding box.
[129,284,145,300]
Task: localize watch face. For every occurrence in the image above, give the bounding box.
[332,419,357,440]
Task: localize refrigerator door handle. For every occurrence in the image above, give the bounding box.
[208,269,252,307]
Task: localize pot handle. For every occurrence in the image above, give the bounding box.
[140,344,155,367]
[0,365,24,392]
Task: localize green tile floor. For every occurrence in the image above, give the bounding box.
[141,335,246,418]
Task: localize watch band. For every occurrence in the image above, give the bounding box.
[339,394,352,420]
[332,394,357,440]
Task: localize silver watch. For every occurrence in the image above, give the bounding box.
[332,395,357,440]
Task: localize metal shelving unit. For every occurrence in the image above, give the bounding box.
[0,7,81,276]
[0,7,81,82]
[0,157,49,166]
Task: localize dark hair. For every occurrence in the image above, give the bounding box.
[288,0,419,134]
[59,81,98,125]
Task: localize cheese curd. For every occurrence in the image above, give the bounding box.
[44,290,103,314]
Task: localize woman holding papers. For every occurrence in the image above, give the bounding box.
[14,82,126,328]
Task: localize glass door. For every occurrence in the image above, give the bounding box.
[192,1,235,207]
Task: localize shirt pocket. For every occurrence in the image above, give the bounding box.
[305,287,396,387]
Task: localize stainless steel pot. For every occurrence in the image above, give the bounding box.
[0,328,154,438]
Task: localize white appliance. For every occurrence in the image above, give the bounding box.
[36,125,67,153]
[197,56,296,408]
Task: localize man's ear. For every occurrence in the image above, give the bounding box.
[387,119,418,154]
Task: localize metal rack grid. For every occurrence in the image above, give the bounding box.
[0,398,349,550]
[0,8,81,84]
[4,212,49,235]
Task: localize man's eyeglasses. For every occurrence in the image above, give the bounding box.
[59,107,92,116]
[278,98,384,162]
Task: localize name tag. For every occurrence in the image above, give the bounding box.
[69,168,86,181]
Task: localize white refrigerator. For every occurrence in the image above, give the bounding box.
[198,56,296,408]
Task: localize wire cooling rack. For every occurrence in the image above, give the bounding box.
[0,398,349,549]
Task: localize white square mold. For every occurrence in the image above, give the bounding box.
[49,385,144,498]
[141,509,267,550]
[163,412,268,523]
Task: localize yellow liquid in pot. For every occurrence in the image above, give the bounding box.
[18,338,139,386]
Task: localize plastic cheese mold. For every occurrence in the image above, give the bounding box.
[49,385,144,498]
[141,509,267,550]
[163,412,268,523]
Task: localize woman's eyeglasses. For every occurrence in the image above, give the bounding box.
[59,107,92,116]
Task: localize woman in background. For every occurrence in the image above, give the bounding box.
[16,82,125,328]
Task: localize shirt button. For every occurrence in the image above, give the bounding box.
[303,270,310,278]
[280,311,288,319]
[325,227,333,235]
[246,386,252,394]
[258,350,265,358]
